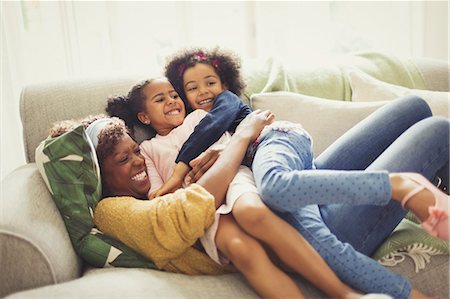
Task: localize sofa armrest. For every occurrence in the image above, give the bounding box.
[0,164,82,297]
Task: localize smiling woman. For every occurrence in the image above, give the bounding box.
[98,129,151,199]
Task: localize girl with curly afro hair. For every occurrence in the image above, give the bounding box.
[164,47,246,113]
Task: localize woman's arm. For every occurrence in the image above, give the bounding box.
[175,90,252,166]
[94,185,216,268]
[197,110,274,208]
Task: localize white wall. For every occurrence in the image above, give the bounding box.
[1,1,448,180]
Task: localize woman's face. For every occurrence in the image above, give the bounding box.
[101,134,150,199]
[182,63,226,112]
[138,78,185,136]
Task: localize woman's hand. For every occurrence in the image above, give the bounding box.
[235,109,275,142]
[186,148,222,184]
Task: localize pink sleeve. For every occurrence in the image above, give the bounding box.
[186,110,207,132]
[140,141,164,194]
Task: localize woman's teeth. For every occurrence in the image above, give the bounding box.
[132,171,147,181]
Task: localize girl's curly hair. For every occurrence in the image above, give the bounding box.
[106,79,156,136]
[49,114,131,197]
[164,47,246,111]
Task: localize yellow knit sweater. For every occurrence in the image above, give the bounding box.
[94,184,235,275]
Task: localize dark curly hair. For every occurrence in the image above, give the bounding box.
[106,79,157,135]
[49,114,132,197]
[164,47,246,111]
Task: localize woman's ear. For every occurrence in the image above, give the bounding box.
[137,112,151,125]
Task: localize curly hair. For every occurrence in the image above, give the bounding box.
[164,47,246,110]
[106,79,156,133]
[49,114,131,197]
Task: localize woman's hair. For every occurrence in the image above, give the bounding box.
[164,47,246,109]
[106,79,156,132]
[49,114,131,197]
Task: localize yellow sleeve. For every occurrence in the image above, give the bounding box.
[94,184,215,269]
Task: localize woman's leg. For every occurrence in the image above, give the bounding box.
[322,116,450,253]
[232,192,360,299]
[215,214,305,299]
[315,95,432,170]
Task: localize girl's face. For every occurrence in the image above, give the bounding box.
[101,134,150,199]
[138,79,186,136]
[182,63,227,112]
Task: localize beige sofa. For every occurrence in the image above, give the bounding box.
[1,54,449,298]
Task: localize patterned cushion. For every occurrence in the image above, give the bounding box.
[373,218,449,272]
[35,125,156,269]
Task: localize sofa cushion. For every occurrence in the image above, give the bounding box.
[4,267,327,299]
[347,68,449,118]
[250,91,388,155]
[35,125,157,269]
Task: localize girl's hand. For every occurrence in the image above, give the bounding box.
[235,109,275,142]
[148,177,183,199]
[186,148,222,184]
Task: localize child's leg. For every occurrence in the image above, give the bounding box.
[232,193,359,299]
[252,129,392,212]
[215,214,305,299]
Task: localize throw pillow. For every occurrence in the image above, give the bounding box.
[250,91,388,155]
[347,68,449,118]
[35,125,156,269]
[373,219,449,273]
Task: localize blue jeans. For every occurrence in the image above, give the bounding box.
[252,95,450,298]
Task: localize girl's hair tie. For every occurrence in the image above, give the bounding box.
[178,63,186,77]
[193,53,208,61]
[211,58,220,69]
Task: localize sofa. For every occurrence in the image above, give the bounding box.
[1,52,449,298]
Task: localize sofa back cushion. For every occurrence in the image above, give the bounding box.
[251,92,389,155]
[20,77,141,163]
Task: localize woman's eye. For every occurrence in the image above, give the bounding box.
[171,94,179,99]
[207,81,216,86]
[134,148,141,155]
[155,98,164,103]
[119,155,128,163]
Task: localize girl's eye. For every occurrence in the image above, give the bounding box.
[155,98,164,103]
[207,81,216,86]
[171,93,179,99]
[134,148,141,155]
[186,86,196,92]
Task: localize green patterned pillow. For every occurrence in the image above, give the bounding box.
[35,125,156,269]
[373,218,449,272]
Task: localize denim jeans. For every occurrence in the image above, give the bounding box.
[252,95,450,298]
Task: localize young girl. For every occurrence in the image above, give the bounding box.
[163,47,449,298]
[106,78,385,299]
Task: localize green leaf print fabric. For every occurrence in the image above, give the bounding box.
[35,125,156,269]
